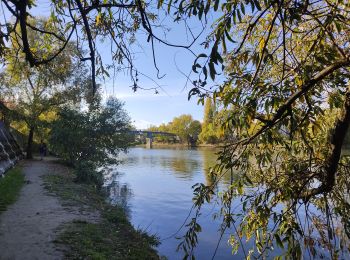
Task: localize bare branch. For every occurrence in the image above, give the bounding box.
[75,0,97,92]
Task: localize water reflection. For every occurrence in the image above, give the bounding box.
[104,147,246,260]
[103,168,133,218]
[107,180,132,208]
[103,147,350,259]
[167,159,200,179]
[199,149,216,187]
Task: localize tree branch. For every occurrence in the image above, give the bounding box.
[75,0,97,92]
[83,3,136,14]
[301,86,350,200]
[16,0,36,67]
[242,58,350,145]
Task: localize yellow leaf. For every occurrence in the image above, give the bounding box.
[96,13,101,26]
[295,76,303,87]
[259,38,265,52]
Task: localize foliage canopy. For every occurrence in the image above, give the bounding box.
[0,18,88,158]
[174,0,350,259]
[148,114,202,144]
[0,0,350,258]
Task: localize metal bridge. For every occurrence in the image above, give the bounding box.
[129,130,177,138]
[129,130,178,148]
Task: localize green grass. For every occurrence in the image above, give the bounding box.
[0,166,24,214]
[43,170,160,260]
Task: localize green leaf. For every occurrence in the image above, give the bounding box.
[167,0,173,13]
[214,0,219,11]
[209,62,216,80]
[254,0,261,10]
[192,63,201,73]
[274,234,284,249]
[203,66,208,80]
[240,2,245,15]
[225,29,236,43]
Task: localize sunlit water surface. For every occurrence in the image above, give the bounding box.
[103,147,348,259]
[103,147,248,259]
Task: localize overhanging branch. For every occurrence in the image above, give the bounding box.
[242,58,350,145]
[75,0,97,92]
[301,86,350,200]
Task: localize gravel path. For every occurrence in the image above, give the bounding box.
[0,159,99,260]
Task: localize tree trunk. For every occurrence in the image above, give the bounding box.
[26,127,34,159]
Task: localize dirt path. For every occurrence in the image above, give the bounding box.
[0,159,99,260]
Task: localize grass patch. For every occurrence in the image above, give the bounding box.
[0,166,24,214]
[43,169,160,260]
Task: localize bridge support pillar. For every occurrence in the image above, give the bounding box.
[146,137,153,149]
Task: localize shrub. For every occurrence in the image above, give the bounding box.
[50,98,133,185]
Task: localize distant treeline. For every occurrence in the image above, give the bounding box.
[147,98,231,145]
[148,98,350,148]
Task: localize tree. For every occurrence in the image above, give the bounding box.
[148,115,202,145]
[169,114,201,144]
[188,120,202,139]
[0,1,202,93]
[147,123,174,143]
[50,97,133,185]
[172,0,350,259]
[203,97,215,124]
[199,98,220,144]
[0,19,88,159]
[0,0,349,258]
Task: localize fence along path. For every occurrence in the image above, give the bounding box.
[0,121,23,176]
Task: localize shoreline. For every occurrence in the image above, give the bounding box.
[0,158,159,259]
[44,159,160,259]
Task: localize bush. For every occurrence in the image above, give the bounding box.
[50,98,133,185]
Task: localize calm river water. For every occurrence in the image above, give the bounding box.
[103,147,350,260]
[104,147,247,260]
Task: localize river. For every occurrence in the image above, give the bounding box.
[103,146,350,260]
[104,146,247,259]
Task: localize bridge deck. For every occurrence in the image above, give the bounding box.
[129,130,177,137]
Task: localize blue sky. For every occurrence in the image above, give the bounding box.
[98,36,206,129]
[95,12,211,129]
[1,1,216,129]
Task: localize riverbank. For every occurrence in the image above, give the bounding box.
[0,158,159,259]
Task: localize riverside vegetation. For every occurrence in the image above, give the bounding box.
[0,166,24,214]
[43,165,159,259]
[44,93,161,257]
[147,98,224,146]
[0,0,349,259]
